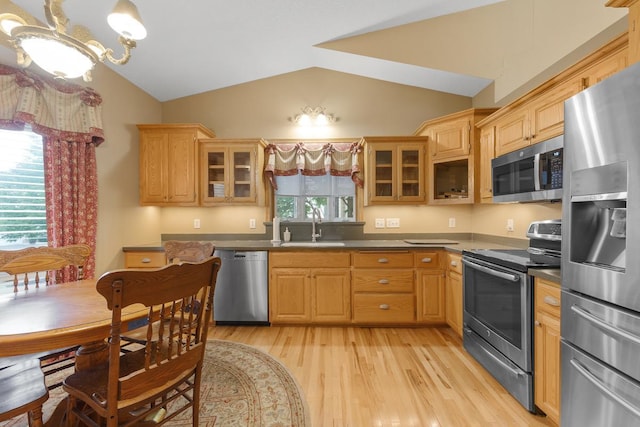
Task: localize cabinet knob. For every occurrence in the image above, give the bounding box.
[421,257,432,263]
[378,258,389,264]
[450,261,458,267]
[379,304,390,310]
[535,320,541,327]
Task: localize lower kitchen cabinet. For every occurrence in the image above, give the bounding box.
[352,251,416,325]
[445,252,463,336]
[269,251,351,324]
[416,251,446,324]
[534,277,562,425]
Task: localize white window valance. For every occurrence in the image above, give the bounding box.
[264,141,363,189]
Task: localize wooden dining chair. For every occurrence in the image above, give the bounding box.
[62,256,222,427]
[0,244,92,387]
[0,359,49,427]
[163,240,215,263]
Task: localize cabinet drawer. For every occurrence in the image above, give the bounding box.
[353,293,415,323]
[447,253,463,275]
[124,251,166,268]
[270,251,351,268]
[352,251,414,268]
[415,251,442,269]
[352,269,414,293]
[535,278,561,318]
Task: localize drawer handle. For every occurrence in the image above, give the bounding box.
[141,257,151,263]
[421,257,432,263]
[543,295,560,307]
[378,258,389,264]
[379,304,390,310]
[450,260,458,267]
[378,279,389,285]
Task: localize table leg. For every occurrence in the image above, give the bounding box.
[74,340,108,371]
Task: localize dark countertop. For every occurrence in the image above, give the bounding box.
[123,238,525,253]
[528,268,561,283]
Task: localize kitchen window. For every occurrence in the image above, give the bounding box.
[274,174,355,222]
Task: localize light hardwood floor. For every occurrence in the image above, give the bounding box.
[210,325,556,427]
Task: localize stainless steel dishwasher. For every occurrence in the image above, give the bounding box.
[213,250,269,325]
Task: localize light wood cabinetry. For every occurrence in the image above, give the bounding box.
[362,136,428,205]
[269,251,351,324]
[445,252,463,337]
[123,251,166,269]
[352,251,415,324]
[479,34,628,159]
[415,251,446,324]
[415,108,496,205]
[607,0,640,64]
[534,277,562,425]
[199,138,266,206]
[478,126,495,203]
[137,124,215,206]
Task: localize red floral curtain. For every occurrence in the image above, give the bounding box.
[264,141,363,189]
[0,64,103,279]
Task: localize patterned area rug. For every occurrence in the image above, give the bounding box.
[1,340,310,426]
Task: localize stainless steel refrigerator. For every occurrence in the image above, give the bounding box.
[562,61,640,425]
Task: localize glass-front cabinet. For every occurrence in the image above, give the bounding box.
[362,136,428,205]
[199,138,266,205]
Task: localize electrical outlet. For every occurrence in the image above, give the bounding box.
[506,218,514,232]
[448,217,456,228]
[193,218,201,229]
[249,218,256,229]
[386,218,400,228]
[375,218,385,228]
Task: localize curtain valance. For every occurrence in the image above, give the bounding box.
[264,141,363,189]
[0,64,104,145]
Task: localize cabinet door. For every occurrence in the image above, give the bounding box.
[202,145,227,204]
[446,253,463,337]
[529,79,581,144]
[582,47,628,88]
[417,271,445,323]
[479,126,495,203]
[494,108,529,156]
[269,268,311,323]
[229,147,257,202]
[312,268,351,323]
[166,131,197,204]
[429,117,471,160]
[367,143,396,203]
[397,144,425,202]
[139,132,168,204]
[201,142,260,205]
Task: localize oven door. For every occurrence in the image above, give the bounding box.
[462,256,531,371]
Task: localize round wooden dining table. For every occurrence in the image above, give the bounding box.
[0,279,148,368]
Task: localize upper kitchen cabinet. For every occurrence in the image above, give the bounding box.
[199,138,267,206]
[362,136,428,205]
[480,33,628,158]
[137,124,215,206]
[415,108,496,204]
[607,0,640,64]
[478,126,495,203]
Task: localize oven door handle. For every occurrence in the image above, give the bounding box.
[571,305,640,346]
[462,258,520,282]
[570,358,640,419]
[464,328,523,377]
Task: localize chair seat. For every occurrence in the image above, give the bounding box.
[0,359,49,422]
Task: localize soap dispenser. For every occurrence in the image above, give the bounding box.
[283,227,291,242]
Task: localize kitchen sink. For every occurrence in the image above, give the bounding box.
[280,242,346,247]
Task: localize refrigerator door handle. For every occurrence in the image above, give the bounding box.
[571,304,640,346]
[570,358,640,419]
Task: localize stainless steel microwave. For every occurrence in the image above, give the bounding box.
[492,135,563,203]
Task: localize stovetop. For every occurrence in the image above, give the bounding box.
[463,248,560,272]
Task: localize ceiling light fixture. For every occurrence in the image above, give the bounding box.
[0,0,146,82]
[291,106,337,126]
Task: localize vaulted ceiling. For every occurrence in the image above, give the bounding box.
[0,0,627,102]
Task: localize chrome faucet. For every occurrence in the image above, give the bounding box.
[311,206,322,242]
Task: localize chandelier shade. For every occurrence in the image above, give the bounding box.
[0,0,146,82]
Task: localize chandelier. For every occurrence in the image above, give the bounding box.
[0,0,146,82]
[291,106,337,126]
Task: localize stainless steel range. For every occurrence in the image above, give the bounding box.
[462,220,561,412]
